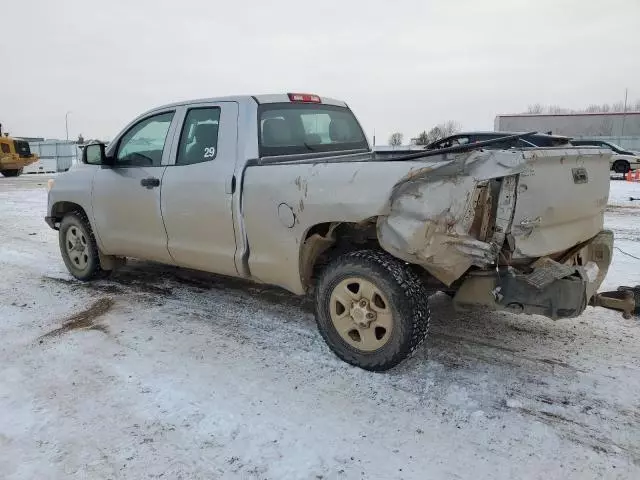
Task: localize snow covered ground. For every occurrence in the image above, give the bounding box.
[1,175,639,480]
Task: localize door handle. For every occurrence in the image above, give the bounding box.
[140,177,160,189]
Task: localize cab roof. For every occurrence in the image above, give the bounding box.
[148,94,347,113]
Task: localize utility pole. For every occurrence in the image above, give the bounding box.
[65,111,72,141]
[620,88,628,139]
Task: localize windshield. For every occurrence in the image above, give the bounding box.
[524,134,570,147]
[13,140,32,157]
[258,103,368,157]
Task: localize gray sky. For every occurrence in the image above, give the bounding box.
[3,0,639,144]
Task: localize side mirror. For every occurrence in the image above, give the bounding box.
[83,143,114,166]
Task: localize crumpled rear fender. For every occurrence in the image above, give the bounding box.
[377,149,527,285]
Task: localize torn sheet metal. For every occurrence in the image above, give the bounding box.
[377,147,613,287]
[377,150,527,286]
[523,257,577,290]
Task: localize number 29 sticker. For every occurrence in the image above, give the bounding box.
[204,147,216,158]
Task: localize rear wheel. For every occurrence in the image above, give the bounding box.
[1,168,23,177]
[59,211,110,281]
[613,160,630,174]
[315,250,430,371]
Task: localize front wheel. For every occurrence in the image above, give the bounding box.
[315,250,430,371]
[59,211,110,281]
[1,168,23,177]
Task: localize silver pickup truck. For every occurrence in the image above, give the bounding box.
[46,93,632,371]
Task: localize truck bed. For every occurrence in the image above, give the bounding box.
[241,146,612,300]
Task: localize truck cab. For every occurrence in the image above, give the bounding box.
[47,94,368,274]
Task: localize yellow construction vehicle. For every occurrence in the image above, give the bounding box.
[0,123,38,177]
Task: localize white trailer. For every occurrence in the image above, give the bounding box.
[24,140,79,174]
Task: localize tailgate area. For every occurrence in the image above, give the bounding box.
[509,148,611,259]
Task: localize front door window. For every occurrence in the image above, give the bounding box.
[116,112,174,167]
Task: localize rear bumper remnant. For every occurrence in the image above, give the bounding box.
[453,230,614,320]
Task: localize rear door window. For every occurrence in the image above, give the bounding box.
[176,107,221,165]
[258,103,367,157]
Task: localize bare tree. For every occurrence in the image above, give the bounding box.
[441,120,460,137]
[415,121,460,145]
[524,99,640,114]
[612,101,625,112]
[388,132,404,146]
[547,105,571,114]
[415,131,430,145]
[585,104,603,113]
[527,104,544,114]
[585,103,618,113]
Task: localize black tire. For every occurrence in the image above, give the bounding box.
[315,250,430,371]
[59,211,110,281]
[613,160,630,174]
[1,168,23,177]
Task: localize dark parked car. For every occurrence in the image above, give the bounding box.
[372,131,571,160]
[425,131,571,150]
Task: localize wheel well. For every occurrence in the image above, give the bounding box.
[300,219,381,289]
[51,202,87,223]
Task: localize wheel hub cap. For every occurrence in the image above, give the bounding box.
[329,277,393,352]
[65,226,89,270]
[350,300,376,328]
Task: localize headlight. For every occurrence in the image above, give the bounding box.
[47,179,55,191]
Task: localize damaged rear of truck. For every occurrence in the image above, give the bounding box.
[242,137,629,371]
[377,145,614,320]
[236,96,639,371]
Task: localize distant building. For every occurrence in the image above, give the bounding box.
[494,111,640,150]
